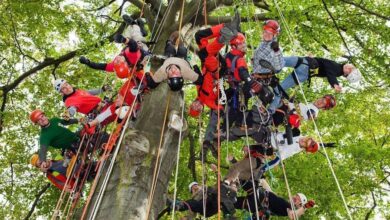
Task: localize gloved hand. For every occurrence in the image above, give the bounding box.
[250,80,263,94]
[304,200,315,209]
[62,110,71,121]
[102,84,112,92]
[79,56,90,65]
[114,34,127,44]
[270,41,280,52]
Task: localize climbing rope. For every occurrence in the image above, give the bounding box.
[51,134,87,220]
[241,105,261,220]
[170,93,186,219]
[272,1,353,218]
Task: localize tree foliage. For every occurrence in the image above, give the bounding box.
[0,0,389,219]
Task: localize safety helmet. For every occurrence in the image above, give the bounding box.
[297,193,308,205]
[188,181,199,193]
[288,114,301,128]
[230,33,246,46]
[263,20,280,35]
[30,109,44,124]
[30,154,39,167]
[306,138,319,153]
[168,77,184,91]
[115,106,130,119]
[114,55,130,79]
[189,100,203,118]
[322,94,336,109]
[52,78,66,92]
[346,68,362,83]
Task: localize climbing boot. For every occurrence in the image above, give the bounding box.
[218,11,241,44]
[122,14,135,25]
[220,182,237,215]
[136,18,148,37]
[164,40,177,57]
[176,45,188,59]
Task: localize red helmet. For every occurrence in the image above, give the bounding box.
[263,20,280,35]
[189,100,203,118]
[30,109,44,123]
[323,95,336,109]
[306,138,319,153]
[113,55,130,79]
[288,114,301,128]
[230,33,246,46]
[204,56,219,72]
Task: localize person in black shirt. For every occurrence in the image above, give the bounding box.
[281,56,362,92]
[235,179,315,219]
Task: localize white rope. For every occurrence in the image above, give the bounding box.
[272,1,353,219]
[150,0,164,39]
[241,107,260,220]
[171,94,186,219]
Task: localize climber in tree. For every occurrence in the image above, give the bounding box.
[281,56,362,92]
[52,78,114,133]
[30,154,75,192]
[165,181,238,219]
[252,20,285,115]
[79,14,149,76]
[235,179,315,219]
[189,12,241,160]
[121,14,148,50]
[145,32,202,91]
[29,109,80,170]
[259,134,319,173]
[85,58,147,131]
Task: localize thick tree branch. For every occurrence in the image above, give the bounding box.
[340,0,390,20]
[206,14,268,25]
[23,183,51,220]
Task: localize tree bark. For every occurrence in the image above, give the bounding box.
[84,83,185,219]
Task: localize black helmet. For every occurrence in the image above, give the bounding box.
[168,77,184,91]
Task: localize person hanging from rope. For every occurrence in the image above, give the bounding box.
[29,109,81,174]
[144,32,202,91]
[121,14,149,51]
[258,134,319,174]
[30,154,76,192]
[52,79,113,133]
[252,20,286,115]
[224,32,273,136]
[235,178,315,219]
[79,14,149,76]
[164,180,238,219]
[190,14,241,159]
[281,56,362,93]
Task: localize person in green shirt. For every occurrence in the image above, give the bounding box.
[30,109,79,170]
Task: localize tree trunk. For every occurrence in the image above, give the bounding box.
[84,83,184,219]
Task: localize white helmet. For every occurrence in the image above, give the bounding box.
[346,68,362,83]
[115,106,130,119]
[297,193,308,205]
[188,181,198,193]
[52,79,66,92]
